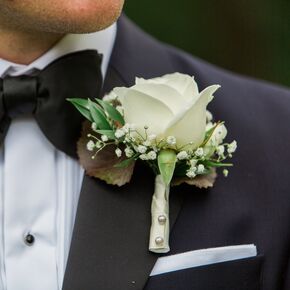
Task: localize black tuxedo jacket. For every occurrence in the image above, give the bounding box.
[62,15,290,290]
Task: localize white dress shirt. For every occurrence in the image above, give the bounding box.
[0,24,116,290]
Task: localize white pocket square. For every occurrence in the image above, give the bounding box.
[150,244,257,276]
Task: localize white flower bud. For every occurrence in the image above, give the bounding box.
[124,136,131,143]
[137,145,147,154]
[91,122,97,131]
[217,145,225,156]
[86,140,95,151]
[223,169,229,177]
[166,136,177,145]
[147,151,157,160]
[197,164,205,174]
[206,110,213,122]
[122,124,129,133]
[115,148,122,158]
[139,154,148,160]
[177,151,189,160]
[195,147,204,157]
[227,140,237,154]
[215,124,227,145]
[189,159,198,167]
[101,135,109,142]
[186,167,197,178]
[115,129,125,138]
[125,147,134,158]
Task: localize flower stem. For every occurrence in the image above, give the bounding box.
[149,175,170,253]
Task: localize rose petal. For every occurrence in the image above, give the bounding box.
[165,85,220,149]
[136,73,199,103]
[162,73,199,100]
[112,86,129,103]
[182,76,199,102]
[116,88,174,137]
[132,83,186,114]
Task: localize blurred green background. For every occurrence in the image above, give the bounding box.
[124,0,290,88]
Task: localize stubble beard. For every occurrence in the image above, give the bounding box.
[0,0,124,34]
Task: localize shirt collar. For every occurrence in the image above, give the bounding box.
[0,23,117,78]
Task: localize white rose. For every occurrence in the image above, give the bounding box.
[114,73,220,149]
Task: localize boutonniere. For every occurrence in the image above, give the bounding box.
[68,73,237,253]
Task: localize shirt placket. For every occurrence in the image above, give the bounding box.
[3,118,59,290]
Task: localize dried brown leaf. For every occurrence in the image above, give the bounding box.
[77,122,135,186]
[172,169,217,188]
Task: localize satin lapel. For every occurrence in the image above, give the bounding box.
[62,66,183,290]
[63,168,183,290]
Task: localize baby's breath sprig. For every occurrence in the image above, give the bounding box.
[68,98,237,181]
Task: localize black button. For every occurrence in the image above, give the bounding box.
[24,233,35,246]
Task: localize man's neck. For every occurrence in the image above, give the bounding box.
[0,26,64,65]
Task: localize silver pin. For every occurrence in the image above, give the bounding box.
[158,215,167,224]
[155,237,164,245]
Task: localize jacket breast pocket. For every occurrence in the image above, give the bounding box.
[144,255,264,290]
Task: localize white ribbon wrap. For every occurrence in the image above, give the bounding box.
[149,175,170,253]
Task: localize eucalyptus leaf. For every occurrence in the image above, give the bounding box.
[77,122,135,186]
[158,149,177,186]
[88,99,112,130]
[67,98,93,122]
[96,99,125,126]
[172,169,217,188]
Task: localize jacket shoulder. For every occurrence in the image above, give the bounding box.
[114,16,290,110]
[165,43,290,106]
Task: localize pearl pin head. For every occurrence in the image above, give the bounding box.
[158,215,167,224]
[155,236,164,245]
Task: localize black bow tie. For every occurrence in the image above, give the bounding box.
[0,50,103,158]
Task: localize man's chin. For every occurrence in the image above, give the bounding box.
[0,0,124,34]
[43,14,120,34]
[51,0,123,34]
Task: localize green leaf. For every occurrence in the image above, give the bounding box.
[174,161,190,177]
[67,98,93,122]
[88,99,112,130]
[67,98,89,108]
[114,155,137,168]
[95,130,116,140]
[95,99,125,126]
[158,149,177,186]
[204,160,233,168]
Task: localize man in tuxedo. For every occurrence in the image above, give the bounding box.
[0,1,289,290]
